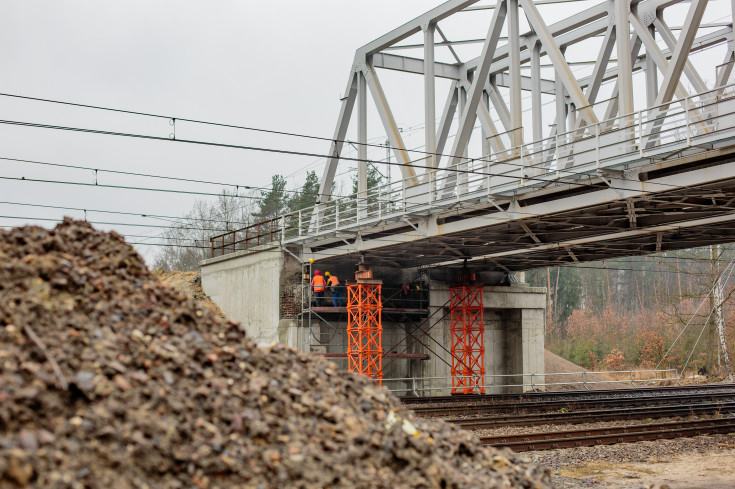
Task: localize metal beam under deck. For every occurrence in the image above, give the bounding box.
[306,148,735,272]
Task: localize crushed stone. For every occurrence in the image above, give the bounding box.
[0,219,552,489]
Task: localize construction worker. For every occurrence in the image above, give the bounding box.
[311,269,326,307]
[325,271,342,307]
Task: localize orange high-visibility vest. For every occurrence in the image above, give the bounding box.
[327,276,339,287]
[312,275,326,292]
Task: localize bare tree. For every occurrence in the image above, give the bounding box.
[153,190,255,272]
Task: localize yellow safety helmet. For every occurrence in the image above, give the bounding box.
[325,271,331,277]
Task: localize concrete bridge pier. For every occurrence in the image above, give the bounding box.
[427,281,546,395]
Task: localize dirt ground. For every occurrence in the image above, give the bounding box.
[544,350,630,390]
[546,442,735,488]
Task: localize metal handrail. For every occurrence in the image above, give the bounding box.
[210,214,295,257]
[382,369,680,396]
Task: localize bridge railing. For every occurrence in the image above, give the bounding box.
[717,60,735,98]
[211,82,735,256]
[210,215,294,257]
[384,369,680,396]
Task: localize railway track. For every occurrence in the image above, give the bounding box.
[478,417,735,451]
[449,401,735,429]
[404,384,735,451]
[412,390,735,417]
[402,384,735,409]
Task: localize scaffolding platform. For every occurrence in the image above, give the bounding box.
[312,353,429,360]
[310,306,428,316]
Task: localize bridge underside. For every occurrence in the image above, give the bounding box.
[308,149,735,272]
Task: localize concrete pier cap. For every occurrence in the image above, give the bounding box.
[201,243,546,395]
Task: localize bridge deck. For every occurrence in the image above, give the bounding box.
[299,90,735,270]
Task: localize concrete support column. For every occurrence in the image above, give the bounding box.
[522,308,546,390]
[481,285,547,393]
[426,281,453,395]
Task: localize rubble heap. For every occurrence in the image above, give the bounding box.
[0,219,551,489]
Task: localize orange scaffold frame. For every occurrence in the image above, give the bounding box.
[346,283,383,385]
[449,286,485,394]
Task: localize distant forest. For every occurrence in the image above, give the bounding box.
[525,245,734,378]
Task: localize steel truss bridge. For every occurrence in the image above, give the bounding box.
[212,0,735,272]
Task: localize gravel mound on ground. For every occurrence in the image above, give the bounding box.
[0,219,552,489]
[154,270,224,318]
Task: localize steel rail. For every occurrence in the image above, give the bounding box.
[411,391,735,417]
[478,418,735,451]
[401,383,735,405]
[448,401,735,429]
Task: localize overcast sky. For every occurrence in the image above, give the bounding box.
[0,0,451,263]
[0,1,729,264]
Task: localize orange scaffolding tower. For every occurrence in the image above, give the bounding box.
[450,286,485,394]
[347,283,383,385]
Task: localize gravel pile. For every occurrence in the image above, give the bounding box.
[0,219,552,489]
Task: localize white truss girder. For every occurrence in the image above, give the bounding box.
[310,0,733,246]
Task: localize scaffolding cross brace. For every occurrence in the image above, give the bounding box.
[347,283,383,385]
[450,286,486,394]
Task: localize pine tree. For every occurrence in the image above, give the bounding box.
[350,165,384,216]
[254,174,288,221]
[288,171,319,213]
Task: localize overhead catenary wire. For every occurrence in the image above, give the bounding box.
[1,81,731,251]
[0,98,708,200]
[3,204,733,270]
[1,66,721,216]
[0,156,304,196]
[7,177,735,262]
[7,111,726,260]
[0,219,730,277]
[1,144,711,229]
[0,215,224,232]
[0,91,405,154]
[0,115,694,196]
[0,200,252,226]
[0,34,722,194]
[677,259,735,377]
[649,257,735,378]
[2,25,729,191]
[0,175,264,200]
[0,17,727,261]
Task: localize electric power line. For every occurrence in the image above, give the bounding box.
[0,200,251,226]
[0,156,307,196]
